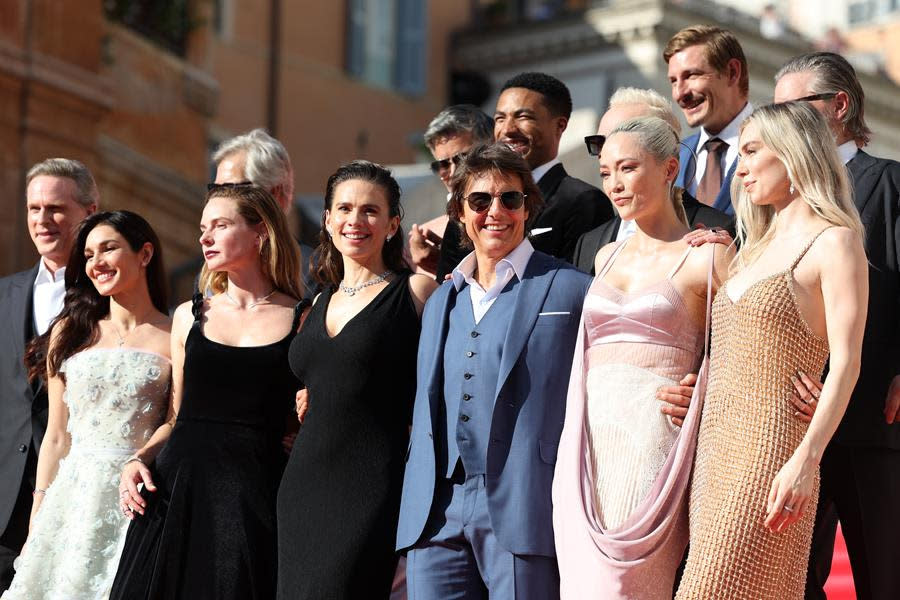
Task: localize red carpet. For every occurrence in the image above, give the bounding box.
[824,524,856,599]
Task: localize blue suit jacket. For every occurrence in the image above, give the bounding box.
[677,132,737,215]
[396,251,591,557]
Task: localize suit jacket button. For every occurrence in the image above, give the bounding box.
[18,444,27,453]
[460,414,470,422]
[466,351,474,358]
[464,373,473,380]
[470,331,479,338]
[463,394,471,401]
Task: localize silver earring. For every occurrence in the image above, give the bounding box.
[386,234,393,242]
[789,182,795,195]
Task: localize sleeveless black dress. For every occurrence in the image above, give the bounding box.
[110,295,303,600]
[276,272,420,600]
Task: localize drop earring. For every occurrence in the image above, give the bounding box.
[386,234,393,242]
[789,181,795,195]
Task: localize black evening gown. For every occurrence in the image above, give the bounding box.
[276,272,420,600]
[110,295,302,600]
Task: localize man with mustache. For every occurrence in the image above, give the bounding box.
[665,25,753,215]
[774,51,900,600]
[0,159,98,590]
[494,72,613,263]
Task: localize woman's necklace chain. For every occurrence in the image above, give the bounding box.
[339,271,392,296]
[224,288,277,309]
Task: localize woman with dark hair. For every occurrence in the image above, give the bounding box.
[276,160,437,599]
[3,211,171,600]
[110,184,305,600]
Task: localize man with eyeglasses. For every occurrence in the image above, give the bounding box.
[494,72,613,263]
[572,87,734,276]
[409,105,494,280]
[774,51,900,600]
[398,143,590,599]
[665,25,753,214]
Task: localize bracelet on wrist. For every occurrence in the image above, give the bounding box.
[124,456,147,467]
[32,488,46,496]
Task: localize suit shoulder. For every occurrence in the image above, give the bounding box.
[533,252,591,285]
[558,174,602,196]
[0,267,37,294]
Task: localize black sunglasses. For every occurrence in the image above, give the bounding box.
[207,180,253,192]
[584,135,606,157]
[793,93,837,103]
[430,152,467,174]
[464,191,526,213]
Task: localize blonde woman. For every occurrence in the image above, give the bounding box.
[676,102,868,599]
[110,184,305,600]
[553,117,731,599]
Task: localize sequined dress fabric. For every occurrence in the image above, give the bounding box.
[676,232,831,600]
[553,243,710,600]
[1,349,170,600]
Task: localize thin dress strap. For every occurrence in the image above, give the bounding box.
[596,239,630,280]
[703,245,714,358]
[789,226,835,272]
[291,298,311,333]
[665,245,694,280]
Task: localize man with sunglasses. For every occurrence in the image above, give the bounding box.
[494,72,613,263]
[409,105,494,279]
[775,52,900,600]
[572,87,734,276]
[399,143,591,599]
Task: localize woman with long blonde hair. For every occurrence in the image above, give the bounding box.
[676,102,867,599]
[110,184,305,600]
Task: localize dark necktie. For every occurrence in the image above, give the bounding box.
[697,138,727,207]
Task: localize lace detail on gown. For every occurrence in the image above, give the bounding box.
[2,349,170,600]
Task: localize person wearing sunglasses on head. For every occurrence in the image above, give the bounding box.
[398,143,591,599]
[572,87,734,276]
[408,105,494,280]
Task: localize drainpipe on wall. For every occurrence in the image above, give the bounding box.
[266,0,281,136]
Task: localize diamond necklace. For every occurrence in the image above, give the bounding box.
[224,287,277,309]
[339,270,392,296]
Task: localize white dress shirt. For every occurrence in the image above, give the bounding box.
[689,102,755,195]
[451,238,534,324]
[837,139,859,165]
[32,261,66,336]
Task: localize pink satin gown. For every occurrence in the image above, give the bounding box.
[553,240,712,599]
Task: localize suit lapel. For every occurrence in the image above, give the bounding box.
[494,253,556,398]
[600,218,619,245]
[676,134,700,188]
[423,283,456,415]
[847,150,878,215]
[12,265,39,359]
[537,163,567,203]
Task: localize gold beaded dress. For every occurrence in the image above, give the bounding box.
[676,229,831,600]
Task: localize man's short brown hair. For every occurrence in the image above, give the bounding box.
[663,25,749,96]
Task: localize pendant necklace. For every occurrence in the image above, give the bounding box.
[224,288,276,309]
[339,271,392,296]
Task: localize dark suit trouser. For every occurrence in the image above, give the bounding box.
[805,443,900,600]
[0,448,36,592]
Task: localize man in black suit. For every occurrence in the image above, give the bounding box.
[0,158,98,590]
[494,72,613,263]
[775,52,900,600]
[572,87,734,274]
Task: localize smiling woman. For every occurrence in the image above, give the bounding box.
[5,211,172,600]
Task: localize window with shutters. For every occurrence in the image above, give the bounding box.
[346,0,427,96]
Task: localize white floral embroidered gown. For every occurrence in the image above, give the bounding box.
[1,349,170,600]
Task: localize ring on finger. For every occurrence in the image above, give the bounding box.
[783,505,795,513]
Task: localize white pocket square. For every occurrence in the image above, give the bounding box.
[538,311,570,316]
[531,227,553,235]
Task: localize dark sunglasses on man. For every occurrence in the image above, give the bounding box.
[207,181,254,192]
[430,152,467,174]
[584,135,606,157]
[464,191,526,213]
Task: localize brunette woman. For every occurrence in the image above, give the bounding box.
[3,211,171,600]
[276,161,436,599]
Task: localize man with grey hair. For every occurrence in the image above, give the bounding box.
[0,158,98,590]
[409,104,493,279]
[213,128,295,212]
[572,87,733,275]
[775,51,900,600]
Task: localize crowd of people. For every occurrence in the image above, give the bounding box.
[0,23,897,600]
